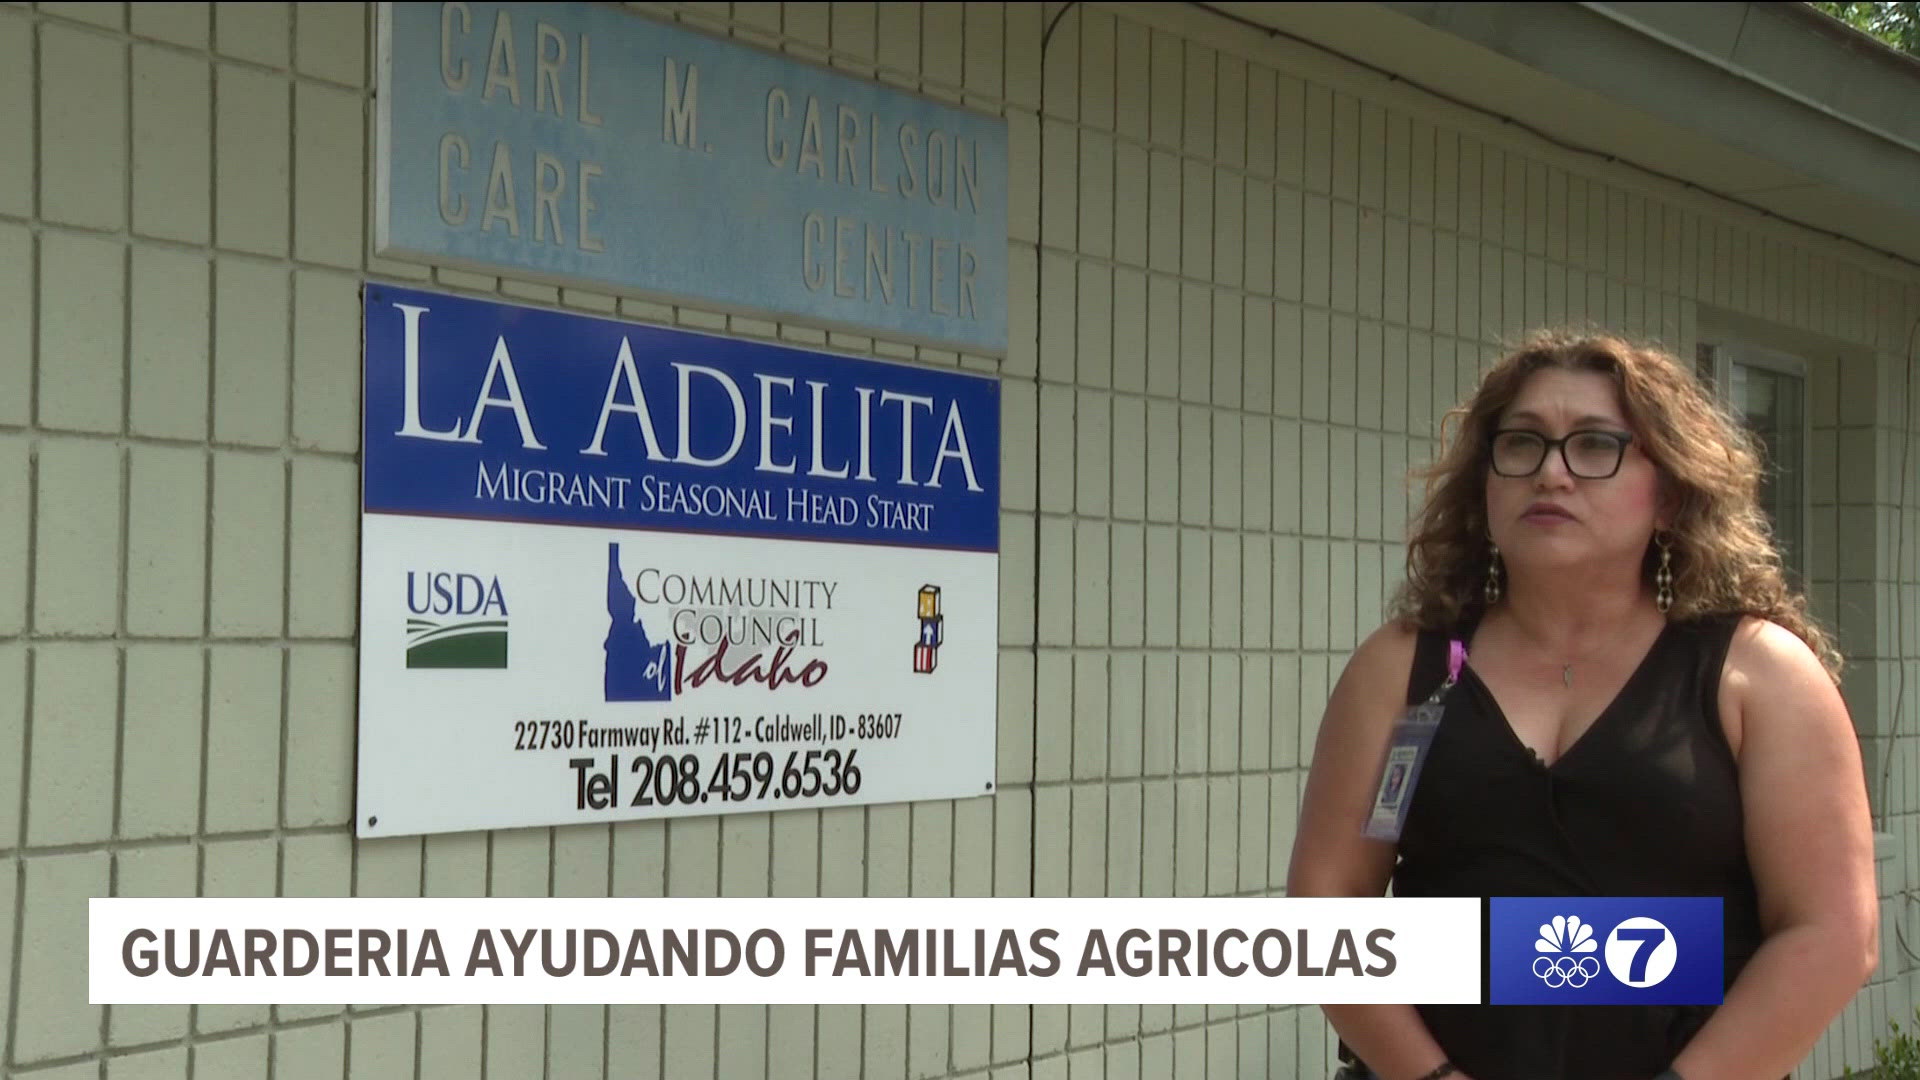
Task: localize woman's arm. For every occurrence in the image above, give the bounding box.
[1290,622,1470,1080]
[1668,618,1878,1080]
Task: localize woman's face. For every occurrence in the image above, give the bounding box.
[1484,367,1664,574]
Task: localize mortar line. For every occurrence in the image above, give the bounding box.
[271,17,301,819]
[5,544,35,1073]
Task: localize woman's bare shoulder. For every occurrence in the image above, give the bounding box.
[1331,620,1424,706]
[1358,619,1422,665]
[1719,615,1844,755]
[1723,615,1833,700]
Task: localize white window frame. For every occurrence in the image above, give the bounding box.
[1698,340,1812,587]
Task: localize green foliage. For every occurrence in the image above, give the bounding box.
[1846,1007,1920,1079]
[1809,2,1920,56]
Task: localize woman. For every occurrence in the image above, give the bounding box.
[1288,333,1878,1080]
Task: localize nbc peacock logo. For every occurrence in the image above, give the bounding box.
[1532,914,1601,988]
[404,571,509,669]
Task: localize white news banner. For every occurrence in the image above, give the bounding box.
[92,897,1480,1005]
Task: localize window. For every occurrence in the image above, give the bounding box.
[1697,342,1810,585]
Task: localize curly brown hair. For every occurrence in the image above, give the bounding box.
[1389,330,1843,683]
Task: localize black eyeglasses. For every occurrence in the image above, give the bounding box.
[1489,429,1634,479]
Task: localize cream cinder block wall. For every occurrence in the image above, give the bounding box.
[6,2,1920,1078]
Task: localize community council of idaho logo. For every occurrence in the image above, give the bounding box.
[404,571,509,669]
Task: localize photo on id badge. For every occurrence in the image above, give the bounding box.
[1381,748,1415,808]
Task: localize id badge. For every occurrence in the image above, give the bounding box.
[1361,699,1444,842]
[1361,640,1465,843]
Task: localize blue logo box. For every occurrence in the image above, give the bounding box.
[361,284,1001,552]
[1489,897,1723,1006]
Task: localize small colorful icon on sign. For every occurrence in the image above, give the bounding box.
[405,571,509,668]
[914,585,943,673]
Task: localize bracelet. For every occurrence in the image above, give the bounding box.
[1412,1064,1457,1080]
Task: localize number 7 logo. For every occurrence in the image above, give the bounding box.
[1604,918,1677,987]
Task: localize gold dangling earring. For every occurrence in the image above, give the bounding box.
[1654,532,1674,614]
[1485,542,1502,605]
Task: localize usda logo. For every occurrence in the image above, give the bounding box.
[404,570,510,669]
[1491,897,1721,1005]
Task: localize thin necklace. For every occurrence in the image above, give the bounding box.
[1556,619,1663,688]
[1556,648,1611,689]
[1541,630,1625,690]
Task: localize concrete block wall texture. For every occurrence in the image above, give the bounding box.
[2,0,1920,1076]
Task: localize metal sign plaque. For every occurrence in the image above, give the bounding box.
[356,285,1000,837]
[375,2,1009,353]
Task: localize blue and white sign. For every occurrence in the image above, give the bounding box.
[355,285,1000,837]
[1488,897,1724,1006]
[375,2,1008,354]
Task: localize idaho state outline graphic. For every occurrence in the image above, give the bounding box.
[605,542,673,701]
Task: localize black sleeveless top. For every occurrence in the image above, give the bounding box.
[1391,612,1764,1080]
